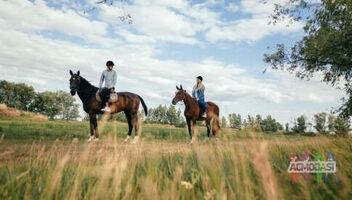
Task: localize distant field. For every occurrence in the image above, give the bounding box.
[0,119,351,199]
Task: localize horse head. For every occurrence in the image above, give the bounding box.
[172,85,186,105]
[69,70,80,96]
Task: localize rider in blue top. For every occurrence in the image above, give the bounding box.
[192,76,208,117]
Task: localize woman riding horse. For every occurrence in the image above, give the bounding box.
[172,84,220,144]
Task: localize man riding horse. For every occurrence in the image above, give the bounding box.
[99,60,117,113]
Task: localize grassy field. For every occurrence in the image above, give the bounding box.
[0,118,351,199]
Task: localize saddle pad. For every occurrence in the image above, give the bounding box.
[109,93,118,103]
[96,90,118,103]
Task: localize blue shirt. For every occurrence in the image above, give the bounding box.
[192,86,205,100]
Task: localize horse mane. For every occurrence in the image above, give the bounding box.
[183,90,195,100]
[79,76,98,93]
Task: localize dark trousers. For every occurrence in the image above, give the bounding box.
[101,87,115,106]
[198,98,208,112]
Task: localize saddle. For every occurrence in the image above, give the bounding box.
[96,90,118,103]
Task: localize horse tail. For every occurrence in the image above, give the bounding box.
[138,95,148,116]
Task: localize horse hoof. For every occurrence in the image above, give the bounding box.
[124,136,130,143]
[132,136,139,144]
[88,136,95,142]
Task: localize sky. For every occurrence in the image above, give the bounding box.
[0,0,345,124]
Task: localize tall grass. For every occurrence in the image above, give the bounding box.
[0,119,351,199]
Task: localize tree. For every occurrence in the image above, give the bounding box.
[31,91,60,120]
[242,119,248,129]
[254,114,263,131]
[327,115,336,133]
[144,104,185,127]
[285,123,290,132]
[327,114,350,136]
[264,0,352,118]
[277,122,284,131]
[334,116,350,136]
[55,90,80,120]
[247,115,255,128]
[292,115,307,133]
[260,115,280,132]
[228,113,242,129]
[166,105,178,125]
[221,116,227,128]
[314,112,328,134]
[0,80,35,111]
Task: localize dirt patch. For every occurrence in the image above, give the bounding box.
[0,104,47,120]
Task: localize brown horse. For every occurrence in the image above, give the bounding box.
[172,85,220,143]
[69,70,147,143]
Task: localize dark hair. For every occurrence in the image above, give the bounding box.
[196,76,203,82]
[106,61,114,67]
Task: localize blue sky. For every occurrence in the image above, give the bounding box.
[0,0,345,124]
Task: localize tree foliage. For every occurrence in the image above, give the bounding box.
[228,113,242,129]
[0,80,35,111]
[145,105,186,127]
[292,115,307,133]
[264,0,352,118]
[0,80,79,120]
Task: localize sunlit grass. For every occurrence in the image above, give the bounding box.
[0,119,351,199]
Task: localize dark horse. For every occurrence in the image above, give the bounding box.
[172,85,220,144]
[69,70,147,143]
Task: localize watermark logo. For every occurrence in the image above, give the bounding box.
[287,151,338,184]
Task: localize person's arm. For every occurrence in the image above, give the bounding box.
[194,89,199,99]
[112,71,117,87]
[191,85,196,98]
[99,71,104,88]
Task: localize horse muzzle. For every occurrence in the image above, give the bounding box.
[70,90,76,96]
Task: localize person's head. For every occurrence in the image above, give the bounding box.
[106,60,114,71]
[196,76,203,84]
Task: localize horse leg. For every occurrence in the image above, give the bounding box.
[186,118,192,142]
[124,111,132,143]
[93,114,99,141]
[131,113,139,144]
[88,113,98,142]
[204,119,211,143]
[190,120,197,144]
[212,117,220,142]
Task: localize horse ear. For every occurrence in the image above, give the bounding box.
[176,85,180,90]
[180,85,183,90]
[69,70,73,76]
[77,70,80,76]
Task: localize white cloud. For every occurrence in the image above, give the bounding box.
[0,0,343,124]
[0,0,114,46]
[226,2,240,12]
[205,0,303,43]
[98,0,221,44]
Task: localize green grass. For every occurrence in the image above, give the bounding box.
[0,118,351,199]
